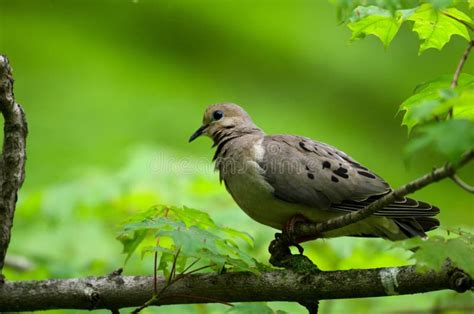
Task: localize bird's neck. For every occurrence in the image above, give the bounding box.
[211,125,264,162]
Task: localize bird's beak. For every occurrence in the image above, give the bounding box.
[189,124,208,142]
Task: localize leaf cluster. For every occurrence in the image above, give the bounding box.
[393,229,474,276]
[333,0,474,163]
[401,74,474,161]
[117,205,261,277]
[335,0,473,52]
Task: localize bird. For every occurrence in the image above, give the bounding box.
[189,103,439,242]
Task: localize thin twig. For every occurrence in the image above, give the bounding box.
[451,40,474,89]
[153,207,170,295]
[450,174,474,193]
[180,258,200,275]
[294,150,474,240]
[132,263,216,313]
[171,264,215,284]
[132,249,213,314]
[0,55,28,278]
[167,248,181,286]
[130,296,157,314]
[448,40,474,117]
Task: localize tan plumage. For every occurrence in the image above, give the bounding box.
[189,103,439,240]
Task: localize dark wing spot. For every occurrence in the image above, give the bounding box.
[358,171,376,179]
[331,175,339,183]
[299,141,312,152]
[333,167,349,179]
[305,165,310,171]
[307,173,314,180]
[338,153,368,170]
[322,161,331,169]
[224,125,235,129]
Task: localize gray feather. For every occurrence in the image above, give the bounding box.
[260,135,390,207]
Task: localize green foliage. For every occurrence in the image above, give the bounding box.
[333,1,474,162]
[395,230,474,276]
[451,89,474,120]
[334,1,472,53]
[399,73,474,162]
[400,74,474,132]
[117,205,260,275]
[405,119,474,162]
[348,6,404,47]
[408,4,472,54]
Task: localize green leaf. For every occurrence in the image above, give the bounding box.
[400,74,474,132]
[407,4,472,54]
[402,98,449,132]
[405,119,474,163]
[395,231,474,277]
[116,229,149,263]
[450,89,474,120]
[348,6,403,47]
[413,74,474,94]
[117,205,259,273]
[470,0,474,9]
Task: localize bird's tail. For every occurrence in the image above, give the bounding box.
[393,216,440,238]
[335,196,441,239]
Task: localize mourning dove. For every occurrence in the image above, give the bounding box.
[189,103,439,241]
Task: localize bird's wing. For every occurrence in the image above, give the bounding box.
[260,135,390,208]
[260,135,438,219]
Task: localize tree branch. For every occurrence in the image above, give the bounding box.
[450,174,474,193]
[0,55,28,277]
[292,150,474,241]
[0,265,470,311]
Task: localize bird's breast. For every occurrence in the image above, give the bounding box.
[219,140,314,229]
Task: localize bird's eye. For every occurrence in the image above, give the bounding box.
[212,110,224,121]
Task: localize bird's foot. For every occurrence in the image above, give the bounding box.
[282,214,314,254]
[269,232,320,273]
[269,215,322,272]
[269,233,293,267]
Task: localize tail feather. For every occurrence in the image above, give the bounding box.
[333,195,441,239]
[393,216,440,238]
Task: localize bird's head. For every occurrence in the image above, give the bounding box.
[189,103,256,143]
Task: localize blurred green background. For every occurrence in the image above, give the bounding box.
[1,0,473,313]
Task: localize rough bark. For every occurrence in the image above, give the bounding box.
[0,266,471,311]
[0,55,27,275]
